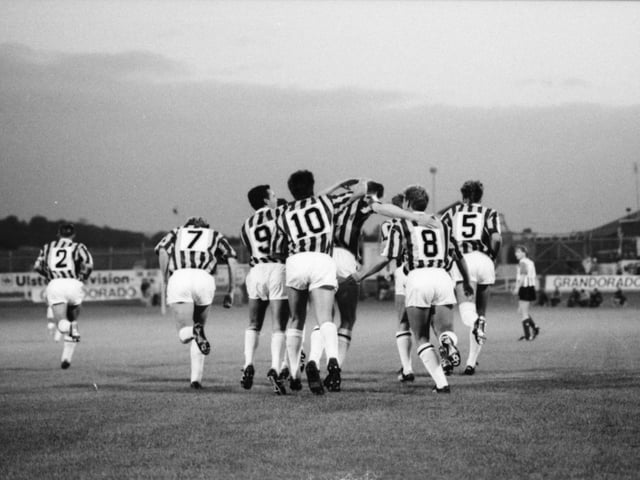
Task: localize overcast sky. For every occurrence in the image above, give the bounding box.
[2,0,640,237]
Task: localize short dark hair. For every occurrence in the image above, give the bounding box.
[184,216,209,228]
[367,181,384,199]
[287,170,315,200]
[461,180,484,203]
[403,185,429,211]
[515,245,529,256]
[247,185,271,210]
[58,223,75,238]
[277,198,288,207]
[391,193,404,208]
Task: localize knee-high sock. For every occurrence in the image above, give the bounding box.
[61,338,76,363]
[244,327,260,368]
[467,328,482,367]
[319,322,339,364]
[178,326,193,343]
[417,343,448,388]
[285,328,304,378]
[190,340,205,383]
[396,330,413,374]
[308,326,324,365]
[270,331,285,371]
[337,328,352,367]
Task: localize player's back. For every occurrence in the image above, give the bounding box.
[441,203,500,257]
[164,226,229,274]
[277,195,341,255]
[333,198,373,257]
[395,216,450,272]
[241,207,284,266]
[38,237,92,280]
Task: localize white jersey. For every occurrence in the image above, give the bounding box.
[517,257,537,288]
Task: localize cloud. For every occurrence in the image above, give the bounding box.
[0,43,189,86]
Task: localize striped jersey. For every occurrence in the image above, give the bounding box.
[517,257,537,288]
[379,219,404,268]
[34,238,93,281]
[241,207,286,267]
[333,198,375,258]
[154,226,237,276]
[441,203,501,259]
[274,193,353,256]
[382,215,453,273]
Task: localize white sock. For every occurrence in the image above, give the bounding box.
[319,322,339,363]
[244,328,260,368]
[308,326,324,364]
[61,339,76,363]
[467,328,482,367]
[178,326,193,343]
[417,343,448,388]
[285,328,304,378]
[190,340,205,383]
[396,330,413,374]
[439,330,458,347]
[270,331,285,371]
[459,301,477,328]
[337,328,352,367]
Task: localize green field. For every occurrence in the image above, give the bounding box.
[1,297,639,480]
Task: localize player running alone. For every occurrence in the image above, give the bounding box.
[441,180,502,375]
[155,216,238,390]
[34,223,93,369]
[513,245,540,341]
[239,185,290,394]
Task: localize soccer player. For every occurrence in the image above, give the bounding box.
[155,216,238,390]
[383,185,471,393]
[346,193,416,382]
[274,170,369,394]
[239,185,290,395]
[34,223,93,369]
[441,180,502,375]
[306,180,385,376]
[513,245,540,341]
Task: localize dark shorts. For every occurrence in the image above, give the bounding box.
[518,286,537,302]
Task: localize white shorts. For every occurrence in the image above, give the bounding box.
[405,268,456,308]
[46,278,85,306]
[286,252,338,291]
[450,251,496,285]
[333,247,360,281]
[393,266,407,296]
[167,268,216,305]
[245,263,287,301]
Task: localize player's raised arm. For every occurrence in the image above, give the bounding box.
[369,201,439,228]
[317,178,362,196]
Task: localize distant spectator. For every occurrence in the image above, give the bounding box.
[612,288,627,307]
[589,288,603,308]
[550,287,562,307]
[537,289,549,307]
[578,289,589,307]
[567,288,580,308]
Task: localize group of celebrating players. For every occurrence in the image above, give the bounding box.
[35,169,509,395]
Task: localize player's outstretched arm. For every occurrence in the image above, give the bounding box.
[371,202,439,228]
[346,257,392,285]
[318,178,362,196]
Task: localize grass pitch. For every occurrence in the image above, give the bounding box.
[1,297,639,480]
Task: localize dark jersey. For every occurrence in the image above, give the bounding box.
[333,198,375,259]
